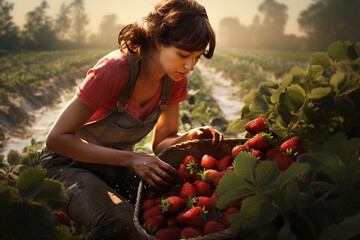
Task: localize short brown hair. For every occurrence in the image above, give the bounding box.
[118,0,215,60]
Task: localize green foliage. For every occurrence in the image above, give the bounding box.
[0,49,109,99]
[216,132,360,239]
[0,138,72,240]
[228,40,360,149]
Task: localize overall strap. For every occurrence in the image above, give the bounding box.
[160,74,173,102]
[118,53,140,104]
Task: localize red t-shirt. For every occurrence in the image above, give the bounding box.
[76,50,188,123]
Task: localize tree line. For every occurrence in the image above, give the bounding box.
[218,0,360,51]
[0,0,359,52]
[0,0,122,51]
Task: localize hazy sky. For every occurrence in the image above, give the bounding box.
[10,0,313,36]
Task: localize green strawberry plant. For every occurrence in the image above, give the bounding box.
[227,40,360,149]
[0,139,72,240]
[219,40,360,239]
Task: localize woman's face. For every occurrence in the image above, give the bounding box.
[157,45,204,81]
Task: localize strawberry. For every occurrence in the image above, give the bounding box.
[197,196,216,210]
[186,161,201,181]
[201,154,218,169]
[176,206,207,227]
[212,170,226,187]
[200,169,219,184]
[203,220,226,235]
[245,133,274,151]
[251,149,265,160]
[231,145,248,159]
[141,197,162,211]
[180,226,202,238]
[228,196,246,209]
[141,206,163,222]
[54,211,71,228]
[265,148,294,171]
[193,180,213,197]
[182,154,199,165]
[222,207,240,228]
[279,136,306,156]
[244,117,267,135]
[143,214,166,234]
[217,155,233,171]
[177,163,190,184]
[179,182,198,200]
[244,131,254,138]
[163,185,181,198]
[155,227,181,240]
[161,196,186,215]
[166,217,180,228]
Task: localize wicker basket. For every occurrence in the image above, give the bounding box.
[133,138,251,240]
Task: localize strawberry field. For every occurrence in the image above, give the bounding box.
[1,40,360,240]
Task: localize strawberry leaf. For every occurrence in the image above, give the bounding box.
[226,118,248,134]
[276,163,310,189]
[299,132,360,186]
[33,179,67,209]
[216,170,255,209]
[234,193,277,229]
[277,218,297,240]
[254,161,278,191]
[233,151,257,182]
[17,168,45,199]
[318,212,360,240]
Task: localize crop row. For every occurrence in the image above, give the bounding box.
[0,49,110,99]
[203,48,313,98]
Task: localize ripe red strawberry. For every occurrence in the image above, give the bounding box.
[245,133,274,151]
[197,196,216,210]
[177,163,190,184]
[201,154,218,169]
[155,227,181,240]
[217,155,233,171]
[163,185,181,198]
[141,197,162,211]
[265,148,294,171]
[182,155,199,165]
[186,161,201,181]
[200,169,219,184]
[203,220,226,235]
[141,206,163,222]
[251,149,265,160]
[54,211,71,228]
[245,117,267,135]
[222,207,241,228]
[166,217,180,228]
[279,136,306,156]
[179,182,198,200]
[180,226,202,238]
[231,145,248,159]
[193,180,213,197]
[176,206,207,227]
[161,196,186,215]
[212,170,226,187]
[143,215,166,234]
[228,196,246,208]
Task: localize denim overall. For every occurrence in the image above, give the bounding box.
[39,53,173,240]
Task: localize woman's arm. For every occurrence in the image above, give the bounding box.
[46,96,178,192]
[152,104,224,155]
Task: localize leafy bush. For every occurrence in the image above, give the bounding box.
[0,139,73,240]
[218,40,360,239]
[227,41,360,150]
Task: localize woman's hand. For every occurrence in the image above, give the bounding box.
[187,126,224,148]
[129,154,178,193]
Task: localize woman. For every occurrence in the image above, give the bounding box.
[39,0,221,239]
